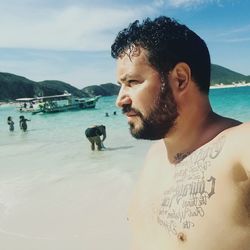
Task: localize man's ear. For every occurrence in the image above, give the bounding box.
[171,62,191,91]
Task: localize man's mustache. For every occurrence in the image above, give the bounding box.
[122,104,142,117]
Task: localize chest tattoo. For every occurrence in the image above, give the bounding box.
[157,136,225,235]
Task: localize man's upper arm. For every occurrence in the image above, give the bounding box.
[237,123,250,176]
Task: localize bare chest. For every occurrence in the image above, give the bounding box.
[131,136,250,249]
[157,154,219,236]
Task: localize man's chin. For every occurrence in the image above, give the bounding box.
[129,125,152,140]
[128,122,142,138]
[128,118,141,130]
[130,129,143,139]
[129,122,169,140]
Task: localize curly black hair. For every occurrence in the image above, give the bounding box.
[111,16,211,94]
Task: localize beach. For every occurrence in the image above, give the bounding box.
[1,88,250,250]
[0,97,152,250]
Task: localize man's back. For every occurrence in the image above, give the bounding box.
[129,123,250,250]
[85,125,104,137]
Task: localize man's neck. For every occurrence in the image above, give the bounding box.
[163,110,230,164]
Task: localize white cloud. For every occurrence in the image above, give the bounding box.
[0,1,158,85]
[0,49,116,87]
[218,37,250,43]
[217,24,250,37]
[153,0,165,7]
[162,0,221,8]
[0,3,154,51]
[212,24,250,43]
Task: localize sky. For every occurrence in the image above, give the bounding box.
[0,0,250,88]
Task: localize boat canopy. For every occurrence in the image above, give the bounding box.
[16,97,37,102]
[36,93,72,101]
[16,93,72,102]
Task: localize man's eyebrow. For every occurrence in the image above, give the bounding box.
[116,75,129,85]
[119,73,138,82]
[120,74,130,82]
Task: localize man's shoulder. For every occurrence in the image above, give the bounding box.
[219,122,250,169]
[222,122,250,140]
[231,121,250,142]
[230,121,250,130]
[225,122,250,173]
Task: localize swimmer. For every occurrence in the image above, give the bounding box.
[7,116,14,131]
[19,115,31,132]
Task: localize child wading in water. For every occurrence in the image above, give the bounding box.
[19,115,31,132]
[7,116,14,131]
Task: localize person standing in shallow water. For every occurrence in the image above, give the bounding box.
[111,16,250,250]
[7,116,14,131]
[19,115,30,132]
[85,125,106,151]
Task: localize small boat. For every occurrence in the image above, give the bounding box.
[16,93,101,114]
[15,97,41,113]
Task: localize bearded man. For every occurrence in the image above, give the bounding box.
[111,16,250,250]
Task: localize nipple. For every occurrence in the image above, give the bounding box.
[177,232,186,242]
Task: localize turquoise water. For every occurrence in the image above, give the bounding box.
[0,87,250,250]
[2,86,250,138]
[209,87,250,121]
[0,96,151,176]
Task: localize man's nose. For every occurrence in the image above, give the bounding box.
[116,88,132,108]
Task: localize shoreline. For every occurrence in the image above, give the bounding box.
[210,83,250,89]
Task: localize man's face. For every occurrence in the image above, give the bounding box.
[116,48,178,140]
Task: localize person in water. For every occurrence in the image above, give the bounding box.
[85,125,106,151]
[19,115,30,132]
[111,16,250,250]
[7,116,14,131]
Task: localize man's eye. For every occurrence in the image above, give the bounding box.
[128,80,138,85]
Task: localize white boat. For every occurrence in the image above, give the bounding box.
[16,93,101,114]
[15,97,41,113]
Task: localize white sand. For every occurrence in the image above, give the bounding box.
[0,132,151,250]
[0,170,134,250]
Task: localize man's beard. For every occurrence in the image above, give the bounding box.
[122,80,178,140]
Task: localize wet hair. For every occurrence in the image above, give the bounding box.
[111,16,211,94]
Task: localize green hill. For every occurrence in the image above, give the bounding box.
[0,72,89,101]
[82,83,120,97]
[0,73,36,101]
[211,64,250,84]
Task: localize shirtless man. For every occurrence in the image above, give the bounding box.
[111,16,250,250]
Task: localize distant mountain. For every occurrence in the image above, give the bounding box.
[0,73,36,101]
[0,72,89,101]
[1,64,250,101]
[82,83,120,97]
[211,64,250,84]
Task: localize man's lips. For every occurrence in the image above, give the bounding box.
[125,111,138,117]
